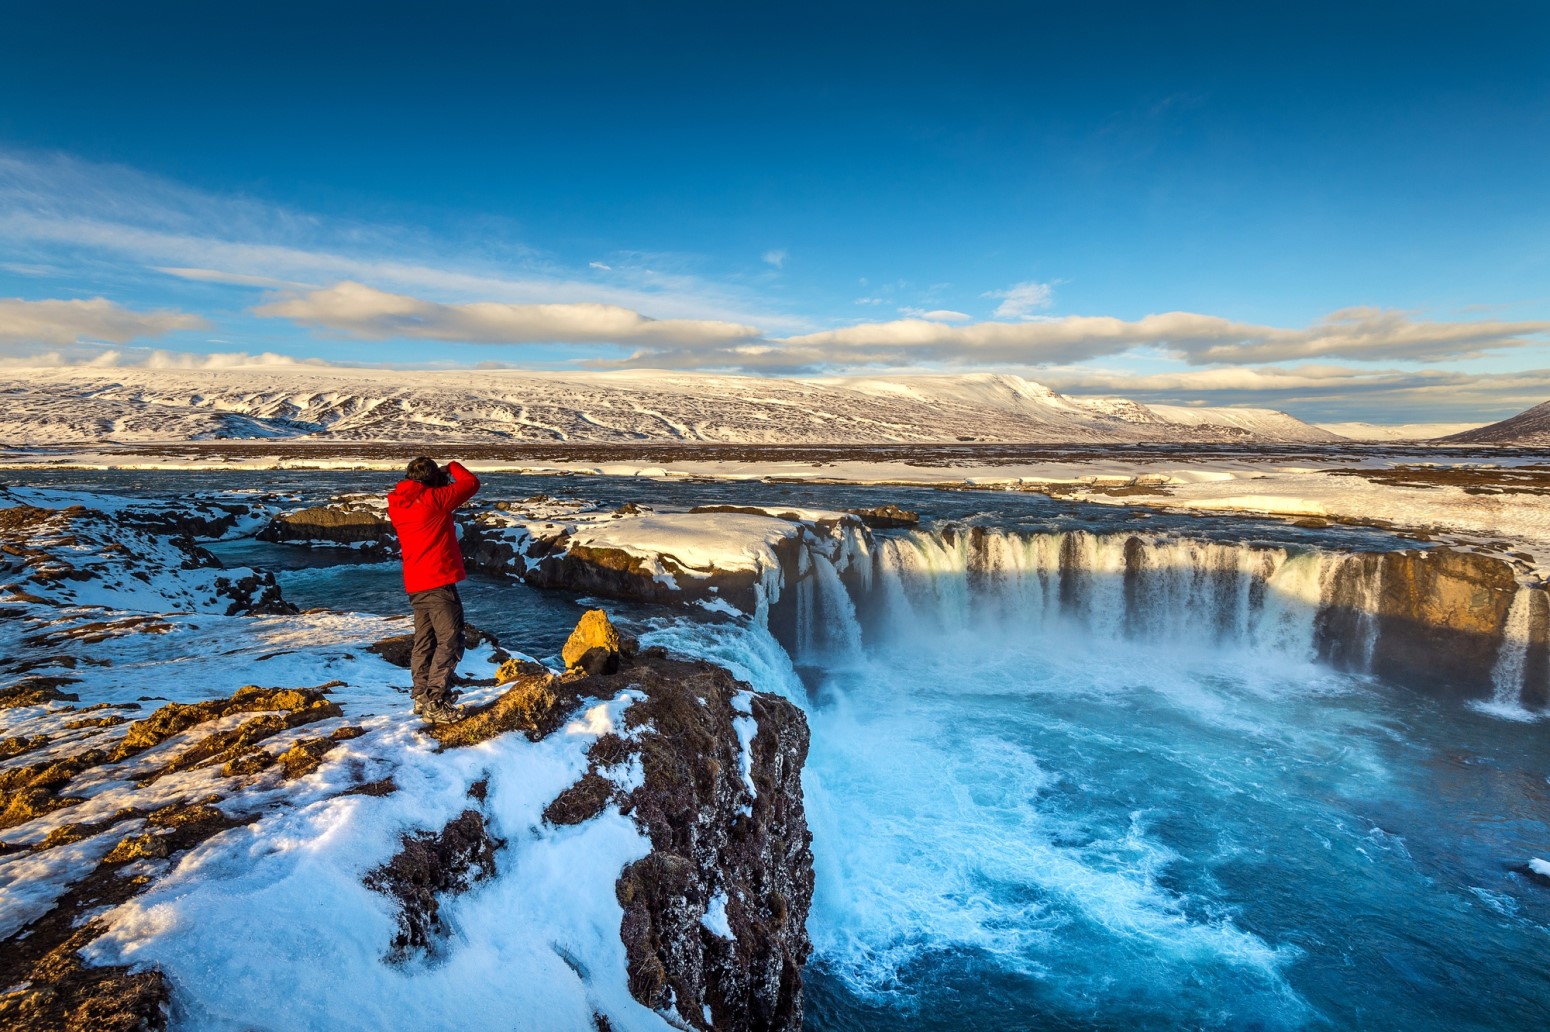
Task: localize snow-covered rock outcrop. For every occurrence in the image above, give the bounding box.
[0,490,815,1031]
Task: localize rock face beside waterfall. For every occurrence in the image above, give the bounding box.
[603,654,814,1031]
[1319,548,1528,699]
[460,506,856,615]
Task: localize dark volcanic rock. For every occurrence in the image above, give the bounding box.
[364,809,503,960]
[600,657,813,1032]
[214,568,295,616]
[844,503,919,528]
[259,504,396,555]
[459,518,794,613]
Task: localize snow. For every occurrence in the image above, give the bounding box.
[86,704,667,1032]
[731,691,758,809]
[1317,421,1483,441]
[1146,404,1347,442]
[0,367,1339,446]
[0,829,129,939]
[701,890,732,940]
[569,514,802,577]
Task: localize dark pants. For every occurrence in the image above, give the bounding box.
[410,584,464,704]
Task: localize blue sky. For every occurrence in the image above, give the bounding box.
[1,0,1547,422]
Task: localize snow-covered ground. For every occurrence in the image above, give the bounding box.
[0,368,1342,444]
[0,487,738,1032]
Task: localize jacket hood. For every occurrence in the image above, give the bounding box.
[388,479,427,504]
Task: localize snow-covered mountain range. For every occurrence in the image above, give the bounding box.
[0,368,1348,445]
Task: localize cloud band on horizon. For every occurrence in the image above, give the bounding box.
[245,282,1550,372]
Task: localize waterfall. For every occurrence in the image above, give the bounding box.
[791,551,865,666]
[1488,586,1534,712]
[765,524,1402,672]
[864,527,1347,661]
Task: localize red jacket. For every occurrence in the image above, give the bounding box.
[387,461,481,594]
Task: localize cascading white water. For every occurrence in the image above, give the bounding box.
[1487,585,1535,715]
[801,551,865,665]
[781,526,1383,667]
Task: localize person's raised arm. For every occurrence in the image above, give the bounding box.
[430,460,480,510]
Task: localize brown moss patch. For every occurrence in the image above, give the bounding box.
[342,776,399,798]
[23,616,172,650]
[1329,465,1550,495]
[103,832,170,863]
[0,734,50,761]
[34,809,144,851]
[366,634,413,668]
[0,676,81,709]
[276,737,338,780]
[0,926,169,1032]
[426,672,583,748]
[0,751,105,831]
[0,799,252,1032]
[495,656,548,683]
[113,685,342,760]
[145,803,225,830]
[219,750,275,777]
[543,772,615,826]
[363,809,503,959]
[62,715,127,730]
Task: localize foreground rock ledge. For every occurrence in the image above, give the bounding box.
[420,626,814,1032]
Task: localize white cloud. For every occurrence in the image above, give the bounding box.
[0,296,206,345]
[588,261,612,271]
[762,249,788,270]
[589,308,1550,372]
[253,281,762,347]
[156,266,304,289]
[0,150,810,332]
[899,307,972,322]
[0,342,329,370]
[1030,362,1550,423]
[983,280,1054,319]
[1180,306,1550,364]
[853,297,885,305]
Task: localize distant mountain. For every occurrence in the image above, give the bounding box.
[1318,421,1484,442]
[1437,401,1550,445]
[1144,404,1347,443]
[0,368,1345,446]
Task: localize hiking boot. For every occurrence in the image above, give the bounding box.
[420,698,465,724]
[415,687,461,713]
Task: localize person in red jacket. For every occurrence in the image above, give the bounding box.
[387,456,481,723]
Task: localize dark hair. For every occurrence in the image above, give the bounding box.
[405,456,441,484]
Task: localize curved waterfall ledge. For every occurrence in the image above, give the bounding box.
[256,491,1548,711]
